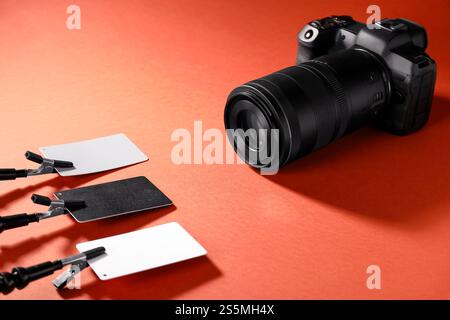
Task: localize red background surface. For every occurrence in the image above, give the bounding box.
[1,0,449,299]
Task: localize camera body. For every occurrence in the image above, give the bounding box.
[224,16,437,170]
[297,16,436,135]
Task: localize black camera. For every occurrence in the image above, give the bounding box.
[224,16,436,169]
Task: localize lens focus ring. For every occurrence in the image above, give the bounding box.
[301,60,350,142]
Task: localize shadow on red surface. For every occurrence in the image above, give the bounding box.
[0,204,176,264]
[0,204,222,299]
[0,170,114,210]
[266,96,450,229]
[0,165,222,299]
[58,256,221,299]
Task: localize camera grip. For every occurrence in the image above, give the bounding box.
[378,59,436,135]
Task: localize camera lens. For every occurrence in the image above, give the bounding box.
[225,95,279,167]
[236,104,270,151]
[224,48,391,168]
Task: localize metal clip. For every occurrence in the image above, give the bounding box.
[52,247,106,290]
[31,194,85,221]
[52,261,89,290]
[25,151,74,177]
[0,151,74,181]
[0,247,105,294]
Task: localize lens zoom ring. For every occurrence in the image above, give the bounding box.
[304,60,350,141]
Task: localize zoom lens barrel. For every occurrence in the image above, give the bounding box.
[224,48,391,168]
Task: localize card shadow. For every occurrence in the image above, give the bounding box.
[1,201,221,299]
[0,205,176,268]
[0,170,113,210]
[57,256,222,300]
[264,96,450,229]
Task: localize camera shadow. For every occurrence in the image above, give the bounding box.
[265,96,450,229]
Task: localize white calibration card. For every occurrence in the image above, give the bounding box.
[40,133,148,176]
[76,222,207,280]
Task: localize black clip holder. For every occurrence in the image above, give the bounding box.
[0,247,105,294]
[0,194,85,234]
[0,151,74,181]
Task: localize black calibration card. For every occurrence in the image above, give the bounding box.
[55,176,172,222]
